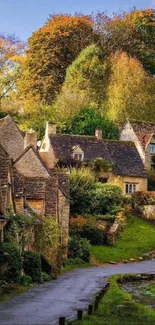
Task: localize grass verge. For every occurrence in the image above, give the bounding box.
[0,284,32,303]
[62,258,91,273]
[91,215,155,263]
[69,275,155,325]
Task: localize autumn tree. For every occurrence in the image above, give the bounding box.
[19,14,94,104]
[0,34,24,109]
[95,8,155,75]
[106,52,155,122]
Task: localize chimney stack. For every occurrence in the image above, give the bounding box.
[45,122,57,137]
[24,129,37,149]
[95,129,102,140]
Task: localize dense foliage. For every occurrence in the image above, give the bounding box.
[69,167,123,215]
[68,236,91,262]
[0,243,22,282]
[62,107,119,139]
[22,251,42,283]
[19,14,94,104]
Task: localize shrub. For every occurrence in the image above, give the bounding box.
[19,275,32,286]
[70,225,106,245]
[68,236,90,262]
[41,254,53,275]
[132,191,155,206]
[0,243,22,282]
[69,167,96,215]
[90,183,123,214]
[23,251,42,283]
[34,218,59,261]
[41,272,51,282]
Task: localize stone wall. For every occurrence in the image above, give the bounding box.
[120,121,145,163]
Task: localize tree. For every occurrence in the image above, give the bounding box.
[62,106,119,139]
[0,34,24,108]
[62,44,108,107]
[106,52,155,122]
[19,14,94,104]
[95,8,155,75]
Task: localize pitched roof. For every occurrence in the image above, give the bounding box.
[127,120,155,150]
[0,115,24,160]
[49,134,147,178]
[104,141,147,178]
[50,134,111,164]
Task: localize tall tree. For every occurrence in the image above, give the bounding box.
[0,34,23,108]
[95,8,155,75]
[19,14,94,104]
[106,52,155,122]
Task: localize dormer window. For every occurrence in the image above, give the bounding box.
[72,145,84,161]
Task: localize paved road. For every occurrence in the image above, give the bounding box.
[0,260,155,325]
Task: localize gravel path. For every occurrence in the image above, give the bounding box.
[0,260,155,325]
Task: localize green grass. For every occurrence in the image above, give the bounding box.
[91,215,155,263]
[62,258,91,273]
[69,276,155,325]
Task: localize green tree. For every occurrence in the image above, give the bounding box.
[19,14,94,104]
[62,44,108,107]
[62,107,119,139]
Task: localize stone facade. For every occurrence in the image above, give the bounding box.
[120,120,155,171]
[40,123,148,194]
[0,117,70,250]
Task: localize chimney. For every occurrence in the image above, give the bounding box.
[45,122,57,137]
[95,129,102,140]
[24,129,37,149]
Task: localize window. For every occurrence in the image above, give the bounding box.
[72,145,84,161]
[99,177,108,183]
[125,183,137,194]
[149,143,155,153]
[73,153,83,161]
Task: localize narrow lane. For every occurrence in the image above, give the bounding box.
[0,260,155,325]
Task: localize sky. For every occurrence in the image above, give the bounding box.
[0,0,155,41]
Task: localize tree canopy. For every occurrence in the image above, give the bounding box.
[95,8,155,75]
[62,106,119,139]
[106,52,155,122]
[19,14,94,104]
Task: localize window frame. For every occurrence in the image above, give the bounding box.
[125,183,137,194]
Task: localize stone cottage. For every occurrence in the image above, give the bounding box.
[40,123,148,195]
[0,116,70,249]
[120,120,155,170]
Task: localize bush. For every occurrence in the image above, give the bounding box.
[90,183,123,214]
[23,251,42,283]
[0,280,17,296]
[70,225,107,245]
[0,243,22,282]
[132,191,155,206]
[69,167,96,215]
[68,236,91,262]
[41,254,53,275]
[19,275,32,286]
[41,272,51,282]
